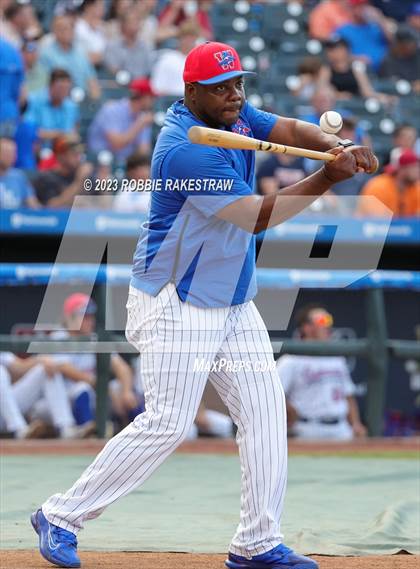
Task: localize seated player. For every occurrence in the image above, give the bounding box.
[0,352,92,439]
[277,304,367,440]
[47,293,143,432]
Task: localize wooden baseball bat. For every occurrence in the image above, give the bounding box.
[188,126,336,162]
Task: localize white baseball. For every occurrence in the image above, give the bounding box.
[319,111,343,134]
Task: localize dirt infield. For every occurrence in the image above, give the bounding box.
[1,436,419,456]
[2,551,419,569]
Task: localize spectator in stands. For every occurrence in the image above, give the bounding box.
[88,78,154,163]
[0,137,39,209]
[14,111,39,170]
[21,37,49,94]
[336,0,395,71]
[104,11,154,78]
[308,0,353,41]
[75,0,107,66]
[137,0,159,48]
[114,153,151,213]
[277,304,367,440]
[257,154,307,196]
[0,352,94,439]
[357,149,420,217]
[391,124,420,157]
[39,14,101,99]
[151,20,199,96]
[290,56,324,102]
[25,69,80,148]
[383,124,420,170]
[301,86,369,147]
[0,38,24,137]
[0,1,41,49]
[407,2,420,40]
[379,25,420,92]
[157,0,213,46]
[104,0,133,40]
[321,36,391,103]
[32,134,93,208]
[326,116,371,215]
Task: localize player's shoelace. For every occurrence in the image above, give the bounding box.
[52,526,78,547]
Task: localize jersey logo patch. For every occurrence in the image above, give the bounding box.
[214,50,235,71]
[231,119,251,137]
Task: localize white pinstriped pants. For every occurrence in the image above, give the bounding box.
[42,283,288,557]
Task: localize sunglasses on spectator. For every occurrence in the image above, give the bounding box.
[310,312,334,328]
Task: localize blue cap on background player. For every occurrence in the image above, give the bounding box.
[183,41,256,85]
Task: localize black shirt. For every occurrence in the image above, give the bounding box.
[32,170,75,205]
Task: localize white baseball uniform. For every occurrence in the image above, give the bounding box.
[41,99,289,558]
[277,355,356,440]
[42,284,288,556]
[0,352,76,434]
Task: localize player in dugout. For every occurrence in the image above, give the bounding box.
[31,42,377,569]
[277,304,367,440]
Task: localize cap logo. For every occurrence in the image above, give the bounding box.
[214,50,235,71]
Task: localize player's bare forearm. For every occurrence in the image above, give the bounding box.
[59,362,95,385]
[268,117,340,152]
[217,147,360,233]
[111,354,134,392]
[254,167,333,232]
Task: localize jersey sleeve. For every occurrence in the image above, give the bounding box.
[165,143,253,218]
[276,355,295,395]
[242,101,278,141]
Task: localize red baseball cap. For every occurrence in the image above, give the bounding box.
[349,0,369,5]
[183,41,255,85]
[398,148,419,167]
[63,293,97,317]
[129,77,155,97]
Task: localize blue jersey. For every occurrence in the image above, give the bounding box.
[131,100,277,308]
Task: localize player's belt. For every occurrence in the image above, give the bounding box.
[298,416,342,425]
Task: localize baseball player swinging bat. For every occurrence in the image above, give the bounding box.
[188,125,379,173]
[31,40,380,569]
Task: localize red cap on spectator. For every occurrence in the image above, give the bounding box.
[398,149,419,167]
[129,77,155,97]
[349,0,368,4]
[183,41,255,85]
[63,293,97,317]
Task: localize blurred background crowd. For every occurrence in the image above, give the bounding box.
[0,0,419,216]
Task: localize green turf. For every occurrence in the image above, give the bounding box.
[1,453,419,555]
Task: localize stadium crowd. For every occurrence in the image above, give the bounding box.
[0,0,419,217]
[0,0,419,440]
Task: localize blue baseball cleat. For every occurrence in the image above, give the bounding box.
[225,543,319,569]
[31,508,81,568]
